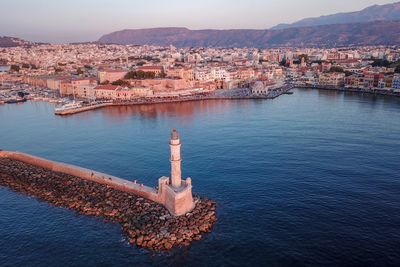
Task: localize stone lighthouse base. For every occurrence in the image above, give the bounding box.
[158,177,195,216]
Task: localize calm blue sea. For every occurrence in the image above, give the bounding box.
[1,89,400,267]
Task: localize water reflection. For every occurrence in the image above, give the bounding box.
[94,99,253,122]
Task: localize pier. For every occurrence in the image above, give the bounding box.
[0,130,216,250]
[54,102,114,115]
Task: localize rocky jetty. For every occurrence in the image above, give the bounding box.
[0,158,216,250]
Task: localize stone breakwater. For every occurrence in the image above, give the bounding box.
[0,158,216,251]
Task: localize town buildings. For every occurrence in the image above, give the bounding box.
[1,43,399,101]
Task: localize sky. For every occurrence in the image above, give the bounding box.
[0,0,398,43]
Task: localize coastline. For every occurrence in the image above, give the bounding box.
[298,85,400,97]
[54,86,293,116]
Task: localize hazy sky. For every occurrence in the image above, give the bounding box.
[0,0,397,43]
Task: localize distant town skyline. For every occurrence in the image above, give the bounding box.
[0,0,398,43]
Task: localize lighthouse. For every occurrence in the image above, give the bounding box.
[170,129,182,188]
[157,129,194,215]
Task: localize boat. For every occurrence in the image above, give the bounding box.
[5,97,27,104]
[283,91,294,95]
[54,101,83,112]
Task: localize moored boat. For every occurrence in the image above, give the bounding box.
[54,101,83,112]
[5,97,27,104]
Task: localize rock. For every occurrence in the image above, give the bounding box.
[164,242,173,250]
[0,158,218,252]
[136,236,144,246]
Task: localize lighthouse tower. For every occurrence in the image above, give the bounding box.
[157,129,194,216]
[170,129,182,188]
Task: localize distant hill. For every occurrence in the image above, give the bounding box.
[272,1,400,29]
[98,20,400,48]
[0,36,36,47]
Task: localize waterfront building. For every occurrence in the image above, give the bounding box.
[71,78,98,97]
[393,75,400,89]
[166,67,194,80]
[345,75,364,88]
[0,66,10,73]
[98,70,128,84]
[129,87,154,97]
[194,69,212,81]
[363,72,384,88]
[59,79,73,96]
[129,78,193,92]
[238,68,256,81]
[251,81,271,95]
[318,73,345,87]
[46,77,62,91]
[94,85,121,99]
[75,84,96,99]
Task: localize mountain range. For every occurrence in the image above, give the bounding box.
[272,1,400,29]
[2,2,400,48]
[98,2,400,48]
[0,36,37,47]
[98,20,400,48]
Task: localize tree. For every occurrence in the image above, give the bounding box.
[298,54,309,63]
[344,71,353,77]
[111,79,130,86]
[124,70,155,79]
[312,60,324,65]
[10,65,20,72]
[372,59,391,67]
[158,71,167,78]
[136,61,146,66]
[329,66,344,73]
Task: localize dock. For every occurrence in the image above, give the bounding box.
[54,102,114,115]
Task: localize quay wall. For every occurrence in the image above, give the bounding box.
[55,103,113,115]
[0,155,216,251]
[0,150,183,213]
[55,93,287,116]
[299,85,400,97]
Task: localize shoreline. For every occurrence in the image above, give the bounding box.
[54,86,293,116]
[298,85,400,97]
[0,157,216,251]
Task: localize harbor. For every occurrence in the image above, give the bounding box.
[2,88,400,265]
[48,85,292,116]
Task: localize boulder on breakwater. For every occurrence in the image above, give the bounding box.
[0,158,216,251]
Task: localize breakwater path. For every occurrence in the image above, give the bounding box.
[0,158,216,251]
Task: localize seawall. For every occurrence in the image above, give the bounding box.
[0,150,160,201]
[299,85,400,97]
[54,86,292,116]
[0,150,194,216]
[0,152,216,250]
[55,103,113,115]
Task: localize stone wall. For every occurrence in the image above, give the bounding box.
[0,150,194,216]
